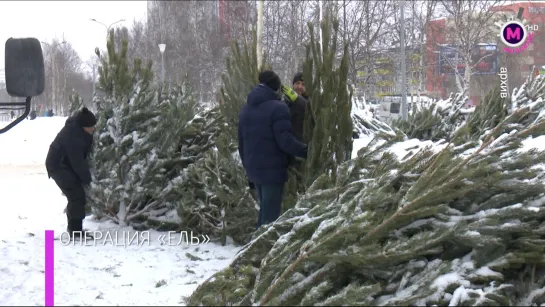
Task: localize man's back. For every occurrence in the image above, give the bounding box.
[238,84,307,185]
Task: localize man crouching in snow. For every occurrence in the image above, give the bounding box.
[45,107,96,240]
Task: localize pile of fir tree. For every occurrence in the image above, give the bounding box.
[392,92,469,142]
[351,94,396,139]
[170,129,257,245]
[170,102,258,246]
[86,30,199,230]
[186,72,545,305]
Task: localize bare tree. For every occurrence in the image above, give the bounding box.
[439,0,505,95]
[337,0,396,98]
[142,0,226,101]
[257,0,264,68]
[118,0,319,103]
[408,1,439,95]
[37,39,92,115]
[262,1,308,81]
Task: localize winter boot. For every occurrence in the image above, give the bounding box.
[67,218,94,241]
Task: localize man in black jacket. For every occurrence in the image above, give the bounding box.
[281,72,309,142]
[46,107,96,240]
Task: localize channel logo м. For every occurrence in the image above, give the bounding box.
[500,20,537,54]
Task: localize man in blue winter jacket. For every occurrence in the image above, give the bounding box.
[238,70,308,228]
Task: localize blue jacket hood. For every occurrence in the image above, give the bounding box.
[247,84,281,106]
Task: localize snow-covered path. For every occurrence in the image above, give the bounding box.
[0,118,240,305]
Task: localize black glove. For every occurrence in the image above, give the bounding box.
[248,180,255,190]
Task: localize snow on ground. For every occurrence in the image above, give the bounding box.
[0,117,66,165]
[0,118,240,305]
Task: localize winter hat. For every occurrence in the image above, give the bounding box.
[78,107,97,127]
[293,72,304,85]
[258,70,281,92]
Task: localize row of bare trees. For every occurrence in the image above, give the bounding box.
[73,0,529,107]
[39,39,95,116]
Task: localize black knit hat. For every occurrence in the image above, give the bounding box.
[78,107,97,127]
[258,70,281,91]
[293,72,303,85]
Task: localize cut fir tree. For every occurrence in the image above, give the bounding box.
[68,90,85,117]
[218,29,271,143]
[87,30,198,229]
[283,12,354,211]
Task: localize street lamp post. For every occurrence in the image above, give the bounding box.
[90,18,126,38]
[158,44,166,85]
[41,39,66,115]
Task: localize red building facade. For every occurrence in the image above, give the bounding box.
[425,2,545,103]
[425,18,448,99]
[218,0,251,43]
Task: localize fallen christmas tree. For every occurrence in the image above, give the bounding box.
[186,72,545,305]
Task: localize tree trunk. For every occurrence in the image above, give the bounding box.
[463,50,472,97]
[257,0,264,69]
[52,49,57,115]
[318,0,322,44]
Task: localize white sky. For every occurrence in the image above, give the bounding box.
[0,1,147,73]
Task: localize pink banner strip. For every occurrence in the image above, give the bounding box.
[45,230,54,306]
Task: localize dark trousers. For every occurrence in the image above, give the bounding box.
[50,170,87,232]
[255,183,284,228]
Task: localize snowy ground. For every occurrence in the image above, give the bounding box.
[0,118,240,305]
